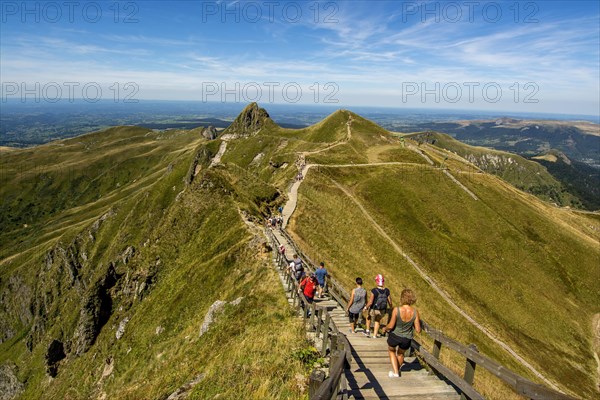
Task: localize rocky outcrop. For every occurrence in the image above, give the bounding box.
[0,275,32,344]
[115,317,129,340]
[25,209,115,352]
[0,364,24,400]
[199,297,243,337]
[115,257,159,305]
[186,146,214,185]
[201,126,218,140]
[72,264,119,356]
[166,373,206,400]
[121,246,135,264]
[464,153,516,170]
[222,102,274,137]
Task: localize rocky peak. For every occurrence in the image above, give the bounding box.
[201,126,218,140]
[223,103,273,137]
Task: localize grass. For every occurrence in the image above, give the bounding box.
[288,161,599,398]
[2,106,598,399]
[0,126,308,399]
[424,131,582,207]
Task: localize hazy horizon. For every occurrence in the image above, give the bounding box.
[1,1,599,115]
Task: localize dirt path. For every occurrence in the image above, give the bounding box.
[279,136,561,391]
[301,113,353,157]
[442,169,478,200]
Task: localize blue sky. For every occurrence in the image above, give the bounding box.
[1,0,599,115]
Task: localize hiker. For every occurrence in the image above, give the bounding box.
[299,273,318,316]
[383,288,421,378]
[363,274,392,338]
[278,244,286,258]
[346,277,366,333]
[299,273,318,304]
[315,262,328,298]
[293,254,304,282]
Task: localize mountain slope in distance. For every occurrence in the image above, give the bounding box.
[1,103,598,399]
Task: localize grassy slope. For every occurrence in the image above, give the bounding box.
[0,127,306,399]
[3,108,598,399]
[418,132,582,207]
[221,110,600,396]
[283,132,599,397]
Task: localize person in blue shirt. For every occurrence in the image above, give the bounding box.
[315,262,328,298]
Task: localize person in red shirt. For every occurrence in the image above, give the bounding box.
[299,273,318,317]
[300,274,318,303]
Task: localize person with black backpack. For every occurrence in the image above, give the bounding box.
[292,254,304,282]
[363,274,392,338]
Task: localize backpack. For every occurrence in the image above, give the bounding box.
[293,258,304,279]
[374,288,388,310]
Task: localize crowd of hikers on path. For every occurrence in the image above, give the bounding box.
[280,247,421,379]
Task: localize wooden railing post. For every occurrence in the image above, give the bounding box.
[330,333,338,354]
[330,349,341,373]
[315,307,323,338]
[309,302,316,331]
[292,286,298,308]
[302,298,308,325]
[321,313,331,355]
[460,344,478,400]
[297,289,304,313]
[432,339,442,359]
[308,369,326,398]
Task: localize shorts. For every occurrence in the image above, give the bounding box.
[318,281,325,288]
[369,309,386,322]
[387,333,412,350]
[348,312,360,323]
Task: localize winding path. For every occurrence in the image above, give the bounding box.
[279,119,561,391]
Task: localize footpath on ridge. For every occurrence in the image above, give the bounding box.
[275,116,559,391]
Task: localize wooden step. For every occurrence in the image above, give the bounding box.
[348,372,444,386]
[346,384,460,398]
[346,390,461,400]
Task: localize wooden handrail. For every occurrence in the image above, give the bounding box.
[411,339,485,400]
[415,321,577,400]
[312,334,352,400]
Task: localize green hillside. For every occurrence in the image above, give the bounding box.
[407,131,583,208]
[1,104,598,399]
[0,125,306,399]
[220,105,599,398]
[533,150,600,211]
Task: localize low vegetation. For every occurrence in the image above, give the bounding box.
[1,104,598,399]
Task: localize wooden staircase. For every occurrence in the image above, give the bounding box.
[269,227,461,399]
[328,309,461,400]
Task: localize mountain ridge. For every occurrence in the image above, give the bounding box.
[0,103,598,399]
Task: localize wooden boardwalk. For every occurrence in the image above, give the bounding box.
[269,228,460,400]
